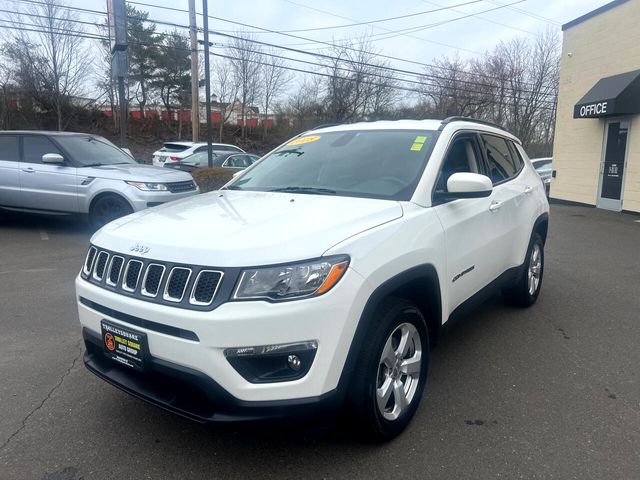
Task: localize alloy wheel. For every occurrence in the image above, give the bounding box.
[375,322,422,421]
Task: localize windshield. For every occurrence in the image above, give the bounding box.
[228,129,437,200]
[57,136,137,166]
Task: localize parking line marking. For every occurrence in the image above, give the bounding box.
[39,229,49,240]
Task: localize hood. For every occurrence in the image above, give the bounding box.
[82,163,193,182]
[93,190,404,266]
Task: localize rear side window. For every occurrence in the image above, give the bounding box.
[0,136,19,162]
[480,135,521,184]
[23,136,63,164]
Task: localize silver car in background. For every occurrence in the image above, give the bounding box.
[532,157,553,196]
[0,131,199,227]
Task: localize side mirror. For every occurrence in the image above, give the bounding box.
[437,172,493,201]
[42,153,65,164]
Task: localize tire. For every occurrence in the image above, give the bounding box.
[89,194,133,229]
[345,298,429,441]
[502,232,544,307]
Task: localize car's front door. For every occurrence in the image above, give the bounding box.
[432,132,505,314]
[0,134,22,208]
[18,135,79,213]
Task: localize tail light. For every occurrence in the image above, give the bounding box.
[170,156,180,161]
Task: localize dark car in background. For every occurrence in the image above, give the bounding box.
[163,151,260,173]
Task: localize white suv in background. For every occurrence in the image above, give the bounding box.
[0,132,199,228]
[77,118,549,439]
[152,141,244,167]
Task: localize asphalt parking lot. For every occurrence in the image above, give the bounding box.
[1,204,639,480]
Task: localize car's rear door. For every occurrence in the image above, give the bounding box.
[478,133,529,274]
[0,134,22,208]
[18,135,79,213]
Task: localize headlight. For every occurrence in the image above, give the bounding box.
[233,256,350,301]
[125,181,168,191]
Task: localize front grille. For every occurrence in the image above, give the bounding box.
[81,246,224,310]
[166,180,196,193]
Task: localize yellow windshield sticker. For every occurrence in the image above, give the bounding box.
[410,135,428,152]
[288,135,321,146]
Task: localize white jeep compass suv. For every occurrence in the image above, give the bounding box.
[76,117,549,439]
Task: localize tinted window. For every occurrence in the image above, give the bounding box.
[229,129,437,200]
[0,136,19,162]
[435,136,480,192]
[481,135,520,184]
[55,136,136,166]
[23,136,62,164]
[224,155,250,168]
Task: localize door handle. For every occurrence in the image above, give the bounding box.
[22,168,35,173]
[523,185,533,195]
[489,200,502,212]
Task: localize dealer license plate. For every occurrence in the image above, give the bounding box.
[100,320,147,371]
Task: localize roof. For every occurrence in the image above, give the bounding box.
[309,118,520,143]
[562,0,629,31]
[573,69,640,118]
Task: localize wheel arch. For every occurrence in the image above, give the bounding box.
[337,264,442,395]
[532,212,549,245]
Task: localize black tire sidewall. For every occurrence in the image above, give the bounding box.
[356,299,430,439]
[90,195,132,229]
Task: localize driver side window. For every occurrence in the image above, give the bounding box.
[435,136,480,192]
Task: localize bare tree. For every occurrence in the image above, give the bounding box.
[323,34,399,122]
[6,0,90,130]
[260,48,290,138]
[211,58,240,142]
[226,32,263,140]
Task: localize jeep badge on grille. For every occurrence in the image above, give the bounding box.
[130,243,150,254]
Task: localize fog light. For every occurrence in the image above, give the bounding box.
[224,341,317,383]
[287,354,301,371]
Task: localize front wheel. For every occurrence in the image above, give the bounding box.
[89,195,133,229]
[346,298,429,440]
[502,232,544,307]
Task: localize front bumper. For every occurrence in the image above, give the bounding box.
[76,266,371,408]
[82,328,341,423]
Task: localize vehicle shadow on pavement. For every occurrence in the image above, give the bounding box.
[0,211,93,237]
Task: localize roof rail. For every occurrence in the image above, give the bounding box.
[438,116,505,131]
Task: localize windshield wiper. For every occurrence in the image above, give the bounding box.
[80,162,105,167]
[269,186,336,195]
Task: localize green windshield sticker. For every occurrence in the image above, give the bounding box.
[410,135,428,151]
[414,135,428,144]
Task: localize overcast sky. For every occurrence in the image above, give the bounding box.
[63,0,613,97]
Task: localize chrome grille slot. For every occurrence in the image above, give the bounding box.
[141,264,165,297]
[122,260,143,292]
[106,256,125,286]
[190,270,223,306]
[83,246,97,275]
[92,251,109,281]
[163,267,192,302]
